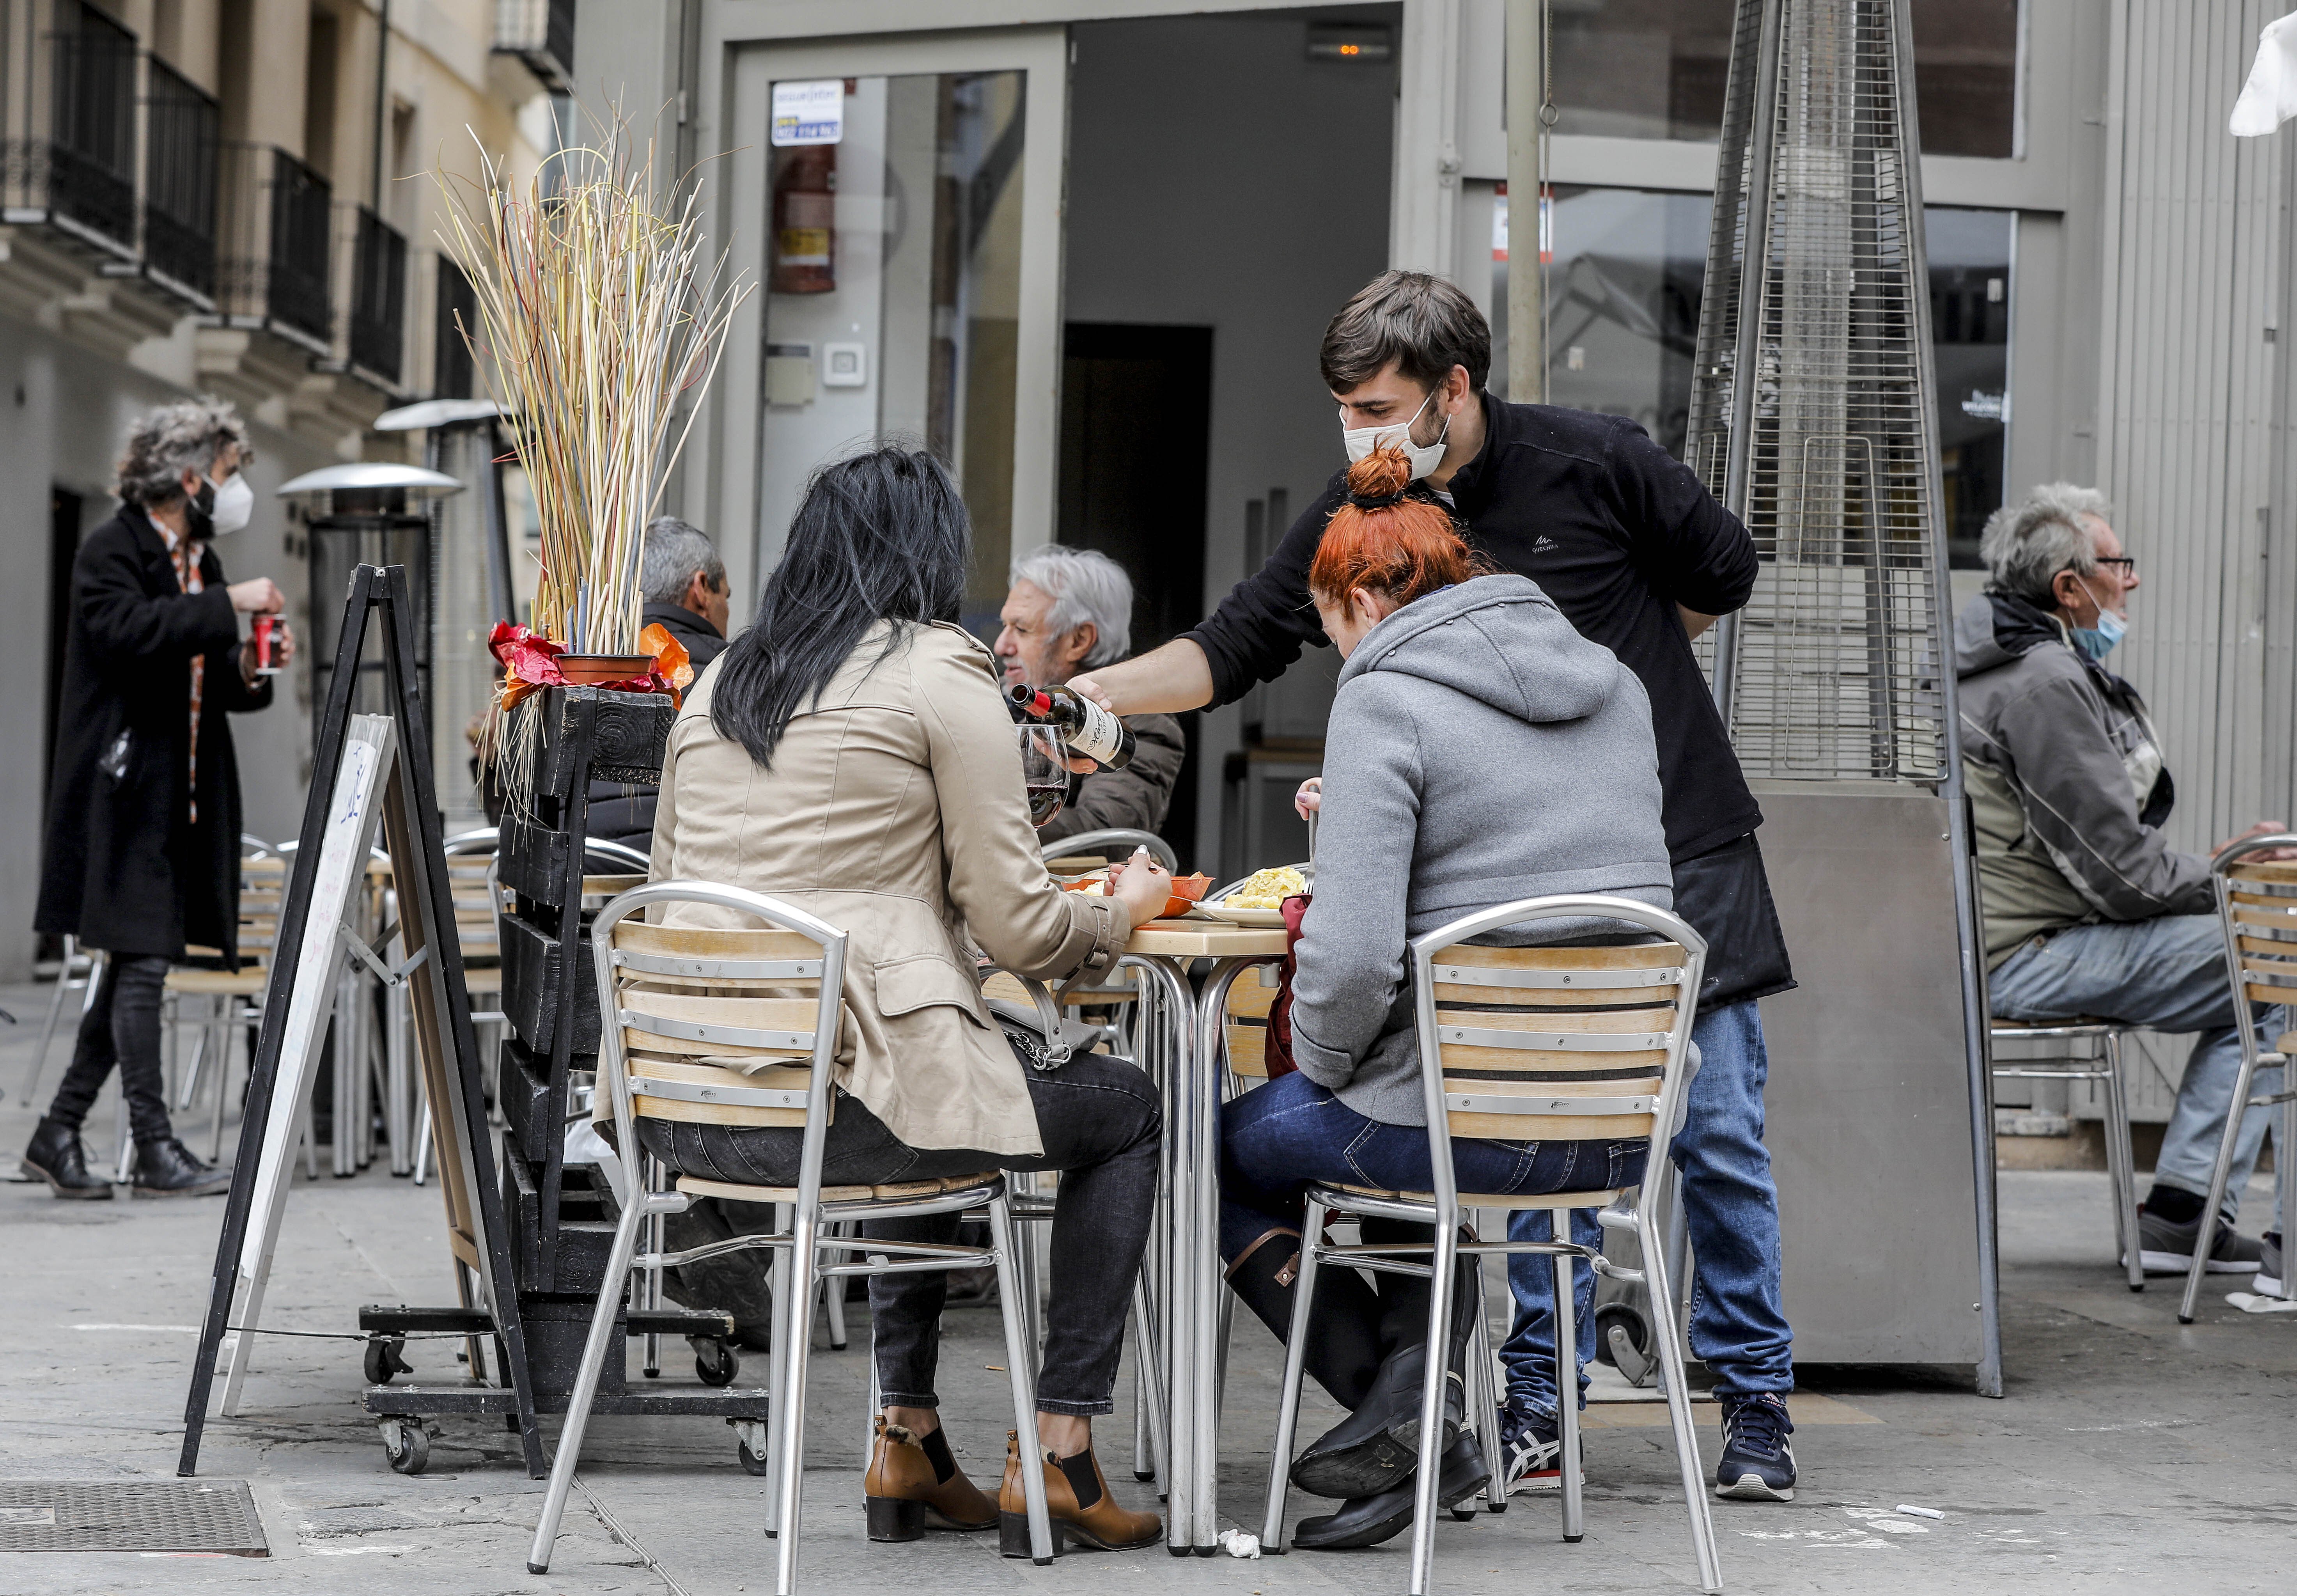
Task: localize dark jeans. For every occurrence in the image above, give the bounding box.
[48,954,174,1143]
[636,1051,1161,1416]
[1220,1070,1646,1406]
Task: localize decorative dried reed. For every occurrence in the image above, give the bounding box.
[438,118,750,654]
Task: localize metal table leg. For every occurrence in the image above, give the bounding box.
[1128,956,1198,1553]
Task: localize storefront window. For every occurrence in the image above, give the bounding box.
[1546,0,2021,160]
[1491,188,2010,564]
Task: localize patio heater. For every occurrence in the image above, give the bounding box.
[372,397,518,831]
[276,462,465,750]
[1684,0,1999,1391]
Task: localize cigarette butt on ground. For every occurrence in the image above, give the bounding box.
[1894,1504,1945,1520]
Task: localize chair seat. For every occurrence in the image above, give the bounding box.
[2279,1032,2297,1057]
[1990,1016,2124,1034]
[1328,1182,1625,1211]
[463,966,503,995]
[166,969,267,996]
[675,1171,1003,1204]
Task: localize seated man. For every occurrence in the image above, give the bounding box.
[1962,483,2285,1279]
[587,516,734,852]
[996,546,1186,847]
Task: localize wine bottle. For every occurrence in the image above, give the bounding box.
[1005,682,1136,770]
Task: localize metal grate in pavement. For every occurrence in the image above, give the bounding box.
[0,1480,268,1554]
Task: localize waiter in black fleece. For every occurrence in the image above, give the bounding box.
[1071,271,1800,1503]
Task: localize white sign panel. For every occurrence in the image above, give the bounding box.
[772,79,844,147]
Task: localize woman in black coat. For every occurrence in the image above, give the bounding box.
[24,398,295,1199]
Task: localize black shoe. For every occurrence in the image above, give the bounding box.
[1714,1393,1796,1501]
[1291,1342,1464,1500]
[21,1118,112,1200]
[1498,1402,1573,1494]
[1292,1433,1491,1550]
[130,1138,229,1198]
[2132,1204,2263,1275]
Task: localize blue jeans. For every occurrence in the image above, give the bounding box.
[1500,999,1793,1418]
[1220,1070,1647,1260]
[1989,915,2285,1228]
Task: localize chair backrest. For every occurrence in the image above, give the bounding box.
[2214,837,2297,1058]
[237,854,287,971]
[1042,827,1178,874]
[1225,964,1279,1082]
[1408,895,1707,1215]
[591,883,849,1195]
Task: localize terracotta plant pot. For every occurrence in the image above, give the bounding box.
[557,653,656,685]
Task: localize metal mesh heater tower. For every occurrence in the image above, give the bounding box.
[1688,0,1949,778]
[1683,0,1999,1392]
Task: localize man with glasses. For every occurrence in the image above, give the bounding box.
[1961,483,2289,1283]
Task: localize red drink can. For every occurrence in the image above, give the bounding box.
[253,615,279,675]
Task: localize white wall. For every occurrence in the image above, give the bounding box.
[1065,8,1399,864]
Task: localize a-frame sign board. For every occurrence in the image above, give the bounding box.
[178,564,544,1477]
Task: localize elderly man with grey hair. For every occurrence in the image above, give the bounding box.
[587,516,733,851]
[994,544,1186,847]
[1960,482,2290,1283]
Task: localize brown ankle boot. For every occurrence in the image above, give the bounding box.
[997,1429,1162,1557]
[864,1417,998,1540]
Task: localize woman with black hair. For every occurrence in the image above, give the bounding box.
[645,445,1172,1555]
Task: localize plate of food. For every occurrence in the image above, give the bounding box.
[1198,865,1309,927]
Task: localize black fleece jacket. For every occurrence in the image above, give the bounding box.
[1184,395,1762,862]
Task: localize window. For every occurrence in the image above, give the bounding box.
[1545,0,2021,160]
[1491,188,2012,563]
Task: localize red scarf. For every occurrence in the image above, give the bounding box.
[155,518,206,825]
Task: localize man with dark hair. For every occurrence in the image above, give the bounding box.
[1073,269,1802,1507]
[587,516,733,850]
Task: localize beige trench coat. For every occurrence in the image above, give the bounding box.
[649,621,1133,1156]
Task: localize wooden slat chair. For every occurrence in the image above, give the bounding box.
[2178,840,2297,1321]
[165,853,286,1164]
[1259,895,1722,1596]
[1223,964,1279,1087]
[527,881,1058,1589]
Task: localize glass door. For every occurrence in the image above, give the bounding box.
[721,32,1067,633]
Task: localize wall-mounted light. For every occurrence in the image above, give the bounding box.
[1306,23,1393,62]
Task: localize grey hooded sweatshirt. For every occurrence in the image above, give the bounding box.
[1289,574,1674,1126]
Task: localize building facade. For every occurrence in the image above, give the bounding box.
[4,0,560,977]
[563,0,2295,1131]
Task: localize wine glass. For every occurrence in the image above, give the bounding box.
[1019,724,1068,828]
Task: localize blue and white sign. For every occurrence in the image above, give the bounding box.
[772,79,844,147]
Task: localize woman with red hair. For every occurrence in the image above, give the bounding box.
[1217,445,1673,1550]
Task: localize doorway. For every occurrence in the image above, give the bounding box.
[1059,320,1212,861]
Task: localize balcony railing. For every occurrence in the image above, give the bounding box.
[215,141,332,350]
[142,55,216,301]
[0,0,138,255]
[344,204,406,384]
[493,0,574,93]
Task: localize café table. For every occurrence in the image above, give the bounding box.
[1117,918,1287,1555]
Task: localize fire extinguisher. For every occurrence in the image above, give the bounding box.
[772,144,836,294]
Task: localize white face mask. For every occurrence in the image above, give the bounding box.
[206,471,254,536]
[1341,390,1451,481]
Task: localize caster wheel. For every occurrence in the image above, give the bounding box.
[381,1419,430,1475]
[737,1437,772,1477]
[1593,1303,1647,1366]
[363,1334,411,1386]
[692,1337,739,1388]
